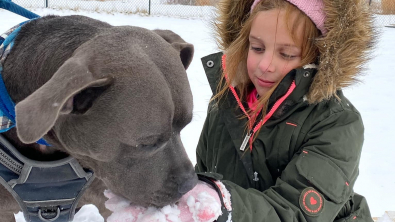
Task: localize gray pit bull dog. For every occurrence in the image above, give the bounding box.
[0,15,197,221]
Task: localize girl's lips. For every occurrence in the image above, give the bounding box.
[257,78,275,88]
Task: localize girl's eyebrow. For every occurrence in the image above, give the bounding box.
[277,43,299,49]
[249,35,299,49]
[249,35,262,42]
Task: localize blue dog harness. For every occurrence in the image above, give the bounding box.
[0,19,49,145]
[0,5,96,222]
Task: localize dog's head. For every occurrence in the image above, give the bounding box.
[15,27,197,207]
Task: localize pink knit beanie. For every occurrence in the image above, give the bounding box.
[250,0,327,35]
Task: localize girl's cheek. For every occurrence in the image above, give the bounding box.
[246,52,256,74]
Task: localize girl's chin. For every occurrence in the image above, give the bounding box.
[256,88,270,97]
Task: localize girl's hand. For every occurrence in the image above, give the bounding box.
[178,181,222,222]
[104,181,222,222]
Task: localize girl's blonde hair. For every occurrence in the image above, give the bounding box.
[213,0,320,124]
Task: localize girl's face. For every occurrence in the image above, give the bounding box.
[247,9,303,96]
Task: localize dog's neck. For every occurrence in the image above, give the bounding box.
[2,129,68,161]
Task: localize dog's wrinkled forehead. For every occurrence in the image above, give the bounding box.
[78,27,191,93]
[79,26,193,122]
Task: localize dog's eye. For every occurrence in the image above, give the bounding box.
[71,85,110,114]
[140,142,166,149]
[137,136,168,151]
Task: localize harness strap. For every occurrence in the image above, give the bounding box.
[0,146,22,174]
[0,135,95,222]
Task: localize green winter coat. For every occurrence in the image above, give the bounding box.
[195,52,373,222]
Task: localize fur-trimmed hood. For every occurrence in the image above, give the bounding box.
[214,0,375,103]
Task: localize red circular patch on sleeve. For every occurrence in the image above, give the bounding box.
[299,187,324,216]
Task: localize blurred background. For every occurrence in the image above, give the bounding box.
[8,0,395,26]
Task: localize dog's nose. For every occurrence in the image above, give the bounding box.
[178,173,198,194]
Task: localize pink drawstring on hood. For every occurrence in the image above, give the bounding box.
[250,0,327,35]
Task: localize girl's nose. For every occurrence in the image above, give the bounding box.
[258,52,276,74]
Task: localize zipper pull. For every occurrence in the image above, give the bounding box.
[253,172,259,182]
[240,130,253,151]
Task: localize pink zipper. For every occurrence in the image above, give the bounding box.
[247,81,296,151]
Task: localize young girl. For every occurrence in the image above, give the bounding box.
[194,0,375,221]
[104,0,375,221]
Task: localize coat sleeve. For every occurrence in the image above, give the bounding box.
[199,108,371,222]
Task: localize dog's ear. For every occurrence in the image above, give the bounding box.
[15,58,113,144]
[153,29,194,70]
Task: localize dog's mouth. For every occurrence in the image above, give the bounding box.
[149,176,197,207]
[102,174,187,208]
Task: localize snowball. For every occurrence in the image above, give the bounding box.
[104,181,224,222]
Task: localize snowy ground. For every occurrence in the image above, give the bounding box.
[1,8,394,221]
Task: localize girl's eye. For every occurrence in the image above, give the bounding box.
[250,46,264,53]
[280,53,297,60]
